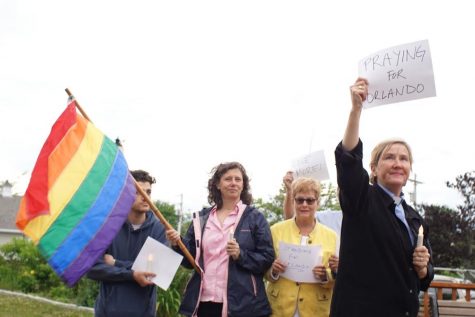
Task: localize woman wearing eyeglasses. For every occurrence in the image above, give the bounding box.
[266,177,338,317]
[282,171,340,276]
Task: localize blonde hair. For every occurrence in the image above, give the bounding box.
[291,177,321,203]
[369,139,413,184]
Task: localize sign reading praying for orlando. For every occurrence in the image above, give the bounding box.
[358,39,436,108]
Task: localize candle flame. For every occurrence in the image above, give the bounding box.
[147,254,154,261]
[418,225,424,235]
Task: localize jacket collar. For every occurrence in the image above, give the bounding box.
[375,184,398,210]
[290,217,319,238]
[375,184,420,222]
[127,210,154,231]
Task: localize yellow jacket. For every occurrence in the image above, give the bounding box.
[266,219,337,317]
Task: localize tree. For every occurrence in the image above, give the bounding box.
[446,171,475,267]
[421,204,464,268]
[319,182,341,211]
[254,186,286,226]
[155,200,178,229]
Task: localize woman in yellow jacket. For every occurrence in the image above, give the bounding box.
[266,177,337,317]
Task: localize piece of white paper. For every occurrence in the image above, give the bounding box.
[358,39,436,108]
[131,236,183,290]
[291,150,329,181]
[279,241,321,283]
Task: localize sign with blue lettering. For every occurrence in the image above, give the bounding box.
[358,39,436,108]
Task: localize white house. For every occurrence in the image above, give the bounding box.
[0,180,23,245]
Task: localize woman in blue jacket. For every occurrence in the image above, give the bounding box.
[167,162,274,317]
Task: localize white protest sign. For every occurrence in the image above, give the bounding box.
[132,237,183,290]
[358,39,436,108]
[279,241,322,283]
[291,150,329,181]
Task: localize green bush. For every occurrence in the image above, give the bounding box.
[0,238,98,306]
[1,237,192,315]
[156,267,192,317]
[74,278,99,307]
[0,261,17,290]
[47,277,98,306]
[0,238,52,293]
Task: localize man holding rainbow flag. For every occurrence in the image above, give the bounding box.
[16,97,169,316]
[87,169,167,317]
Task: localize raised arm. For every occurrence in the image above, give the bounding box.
[282,171,295,220]
[342,78,368,151]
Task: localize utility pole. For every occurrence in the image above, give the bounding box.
[177,193,183,234]
[407,173,423,207]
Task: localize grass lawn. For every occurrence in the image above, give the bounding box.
[0,292,93,317]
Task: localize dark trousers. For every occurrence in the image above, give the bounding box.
[196,301,270,317]
[197,301,223,317]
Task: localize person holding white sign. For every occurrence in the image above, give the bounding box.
[166,162,274,317]
[87,170,167,317]
[282,171,340,276]
[266,177,337,317]
[329,78,434,317]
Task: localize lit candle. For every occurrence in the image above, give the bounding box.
[318,248,324,265]
[146,254,154,272]
[229,228,234,241]
[416,225,424,247]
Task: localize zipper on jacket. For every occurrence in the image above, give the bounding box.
[251,274,257,297]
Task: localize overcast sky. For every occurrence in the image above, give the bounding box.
[1,0,473,215]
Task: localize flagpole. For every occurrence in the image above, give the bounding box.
[65,89,92,122]
[65,88,200,274]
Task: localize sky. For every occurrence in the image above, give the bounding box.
[1,0,474,215]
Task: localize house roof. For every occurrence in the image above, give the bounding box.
[0,196,21,230]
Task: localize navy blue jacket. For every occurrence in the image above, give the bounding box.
[176,205,274,317]
[330,140,434,317]
[87,211,166,317]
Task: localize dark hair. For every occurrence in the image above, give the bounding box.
[207,162,252,209]
[130,170,156,184]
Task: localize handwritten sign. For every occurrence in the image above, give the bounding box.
[358,39,436,108]
[291,150,329,181]
[132,237,183,290]
[279,241,321,283]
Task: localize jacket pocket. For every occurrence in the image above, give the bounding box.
[317,288,331,301]
[269,286,279,298]
[238,228,255,249]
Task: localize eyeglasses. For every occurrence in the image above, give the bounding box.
[295,197,317,205]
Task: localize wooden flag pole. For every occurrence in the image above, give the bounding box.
[65,88,92,122]
[133,184,200,273]
[65,88,200,274]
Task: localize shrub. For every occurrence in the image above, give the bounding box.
[0,238,98,306]
[156,267,192,317]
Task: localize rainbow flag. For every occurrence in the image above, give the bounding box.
[16,100,136,286]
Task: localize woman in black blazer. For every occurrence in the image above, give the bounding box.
[329,78,434,317]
